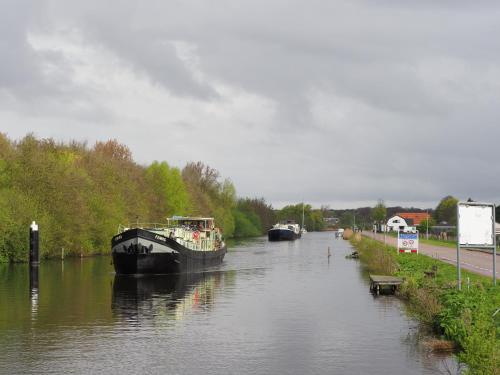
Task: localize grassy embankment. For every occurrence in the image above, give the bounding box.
[348,233,499,375]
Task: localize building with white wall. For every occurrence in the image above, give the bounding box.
[386,215,408,232]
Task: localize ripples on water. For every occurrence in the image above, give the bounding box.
[0,233,457,374]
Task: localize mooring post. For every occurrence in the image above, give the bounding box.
[29,221,39,266]
[328,246,331,258]
[29,221,39,304]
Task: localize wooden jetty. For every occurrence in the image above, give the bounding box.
[369,275,403,294]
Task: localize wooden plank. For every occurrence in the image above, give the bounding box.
[369,275,403,285]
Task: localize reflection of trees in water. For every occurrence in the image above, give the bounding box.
[112,271,236,323]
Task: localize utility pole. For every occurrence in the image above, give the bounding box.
[353,213,356,231]
[426,210,429,240]
[383,215,386,245]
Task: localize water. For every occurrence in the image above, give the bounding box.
[0,232,456,374]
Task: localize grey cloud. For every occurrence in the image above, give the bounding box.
[0,0,45,93]
[2,0,500,208]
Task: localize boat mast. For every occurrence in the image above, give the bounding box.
[301,202,305,229]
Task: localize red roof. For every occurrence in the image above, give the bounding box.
[396,212,430,226]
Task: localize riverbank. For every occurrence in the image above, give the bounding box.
[364,231,498,278]
[349,235,499,375]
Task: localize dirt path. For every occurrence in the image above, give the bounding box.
[362,231,498,278]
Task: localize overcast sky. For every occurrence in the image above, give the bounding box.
[1,0,500,209]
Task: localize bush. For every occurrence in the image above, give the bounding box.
[232,208,261,238]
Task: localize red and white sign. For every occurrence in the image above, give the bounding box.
[397,231,419,254]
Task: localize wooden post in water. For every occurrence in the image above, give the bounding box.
[29,221,39,266]
[29,221,39,304]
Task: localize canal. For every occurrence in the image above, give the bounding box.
[0,232,456,374]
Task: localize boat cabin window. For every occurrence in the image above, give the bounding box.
[171,218,214,231]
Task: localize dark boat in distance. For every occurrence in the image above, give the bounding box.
[112,216,226,275]
[268,220,301,241]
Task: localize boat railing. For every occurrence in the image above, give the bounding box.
[117,223,168,232]
[117,224,222,251]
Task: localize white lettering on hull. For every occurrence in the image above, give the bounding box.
[112,238,178,254]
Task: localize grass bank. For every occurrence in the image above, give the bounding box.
[350,235,499,375]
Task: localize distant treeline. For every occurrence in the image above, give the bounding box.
[0,134,324,262]
[329,195,500,231]
[327,206,431,229]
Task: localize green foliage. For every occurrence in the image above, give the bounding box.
[145,161,189,220]
[0,135,277,261]
[416,217,436,233]
[237,198,275,233]
[458,303,499,375]
[339,211,354,228]
[372,199,387,223]
[277,203,325,231]
[434,195,458,225]
[232,208,261,238]
[353,237,397,275]
[0,134,316,259]
[181,162,238,237]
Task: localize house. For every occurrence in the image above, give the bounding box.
[396,212,430,226]
[386,215,409,232]
[384,212,431,232]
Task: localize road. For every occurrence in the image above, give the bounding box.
[362,231,498,279]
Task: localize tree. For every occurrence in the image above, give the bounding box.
[434,196,458,225]
[240,198,275,232]
[232,208,261,238]
[339,211,354,228]
[145,161,189,220]
[373,199,387,223]
[181,162,237,236]
[417,217,436,233]
[277,203,324,231]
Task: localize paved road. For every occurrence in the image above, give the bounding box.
[362,231,498,278]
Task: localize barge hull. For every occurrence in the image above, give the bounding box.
[268,229,300,241]
[112,228,226,275]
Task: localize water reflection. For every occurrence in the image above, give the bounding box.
[112,271,235,324]
[29,266,39,319]
[0,234,457,375]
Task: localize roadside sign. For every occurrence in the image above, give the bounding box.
[397,230,419,254]
[458,204,494,247]
[457,202,496,289]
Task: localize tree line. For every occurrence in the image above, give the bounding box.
[331,195,500,232]
[0,134,324,262]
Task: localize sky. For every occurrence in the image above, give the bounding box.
[1,0,500,209]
